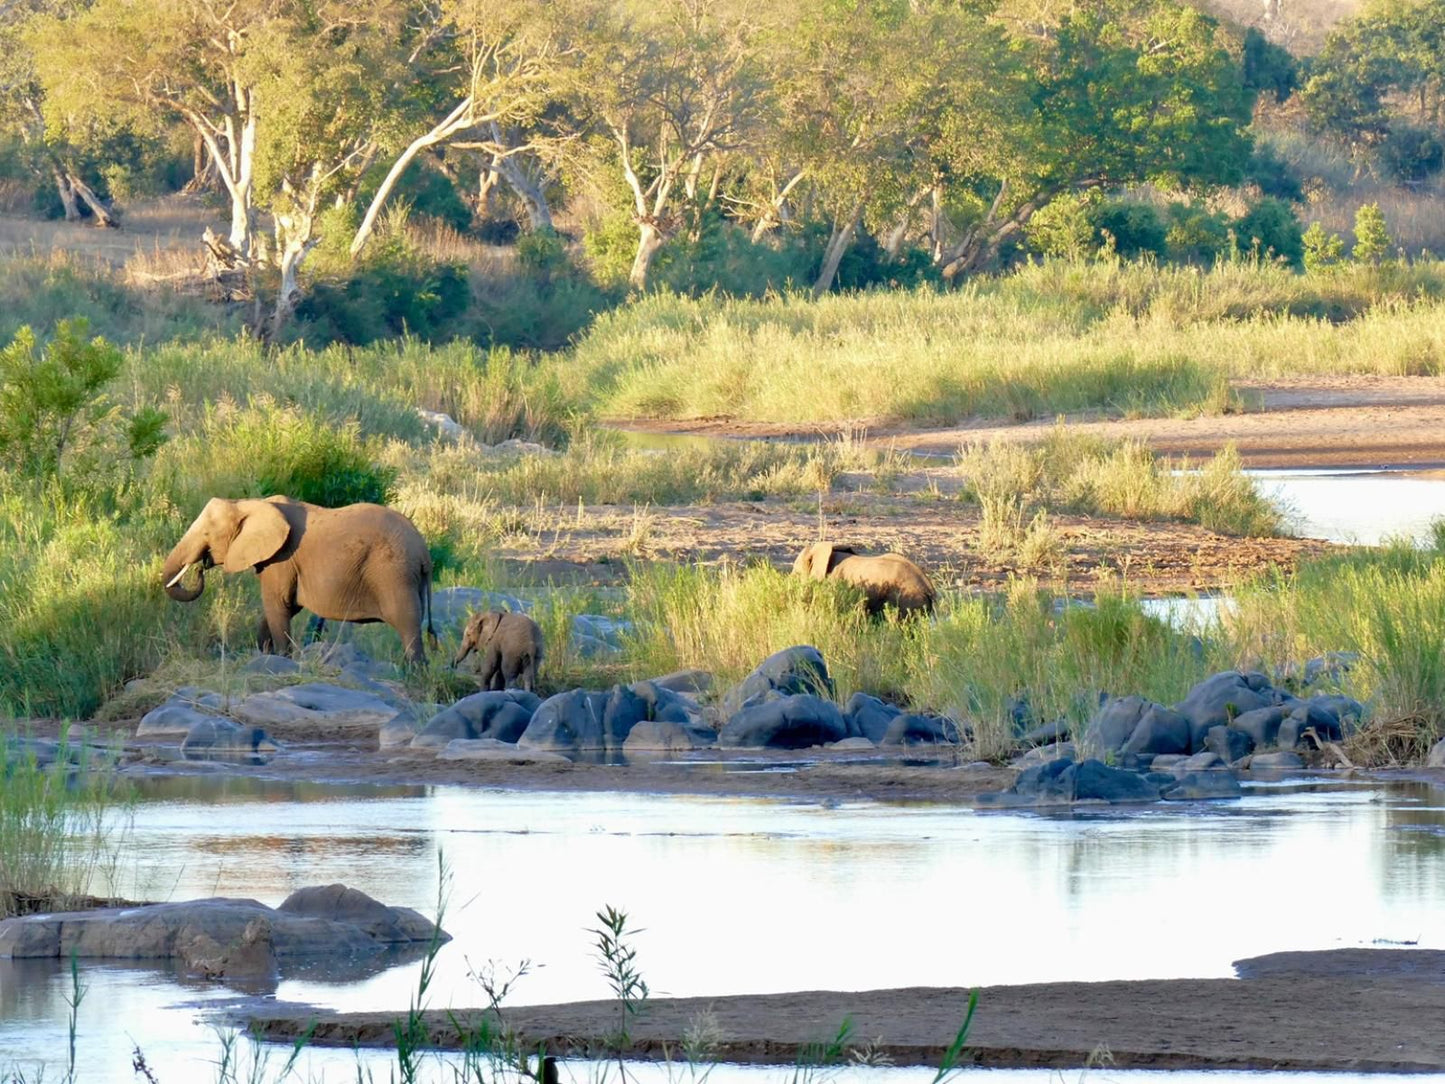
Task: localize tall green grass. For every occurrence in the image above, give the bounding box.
[0,730,133,915]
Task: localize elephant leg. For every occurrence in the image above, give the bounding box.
[481,646,504,691]
[381,593,425,666]
[259,603,297,657]
[519,655,537,693]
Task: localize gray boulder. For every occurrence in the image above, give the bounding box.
[719,694,848,749]
[137,702,224,739]
[1173,671,1282,752]
[623,720,716,755]
[625,680,705,728]
[1229,705,1289,749]
[724,646,835,716]
[1161,771,1243,801]
[235,683,401,733]
[986,757,1162,806]
[1204,725,1255,764]
[1020,720,1071,746]
[437,739,570,763]
[411,691,542,749]
[1178,750,1224,771]
[647,669,713,696]
[845,693,902,743]
[1428,737,1445,768]
[242,654,301,677]
[570,615,632,659]
[1277,702,1346,750]
[180,719,277,761]
[0,884,444,984]
[1080,696,1190,758]
[881,713,960,746]
[1119,704,1191,758]
[517,689,609,754]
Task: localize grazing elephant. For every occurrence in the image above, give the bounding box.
[792,542,936,616]
[453,610,544,692]
[161,495,436,663]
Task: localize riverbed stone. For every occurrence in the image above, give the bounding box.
[1078,696,1152,757]
[0,885,445,972]
[1249,750,1306,771]
[1205,725,1255,764]
[1277,702,1346,750]
[845,693,902,743]
[1072,759,1164,803]
[623,719,716,755]
[881,713,960,746]
[1119,704,1192,758]
[828,736,879,752]
[242,654,301,677]
[719,694,848,749]
[517,689,609,754]
[437,738,570,763]
[1229,706,1289,749]
[411,691,542,749]
[234,683,401,732]
[1173,671,1281,752]
[723,646,835,716]
[1161,770,1244,801]
[137,701,226,739]
[570,615,632,659]
[1148,754,1188,773]
[1020,720,1071,746]
[1178,750,1224,771]
[625,680,705,728]
[987,756,1161,806]
[1428,738,1445,768]
[179,719,277,760]
[647,669,713,696]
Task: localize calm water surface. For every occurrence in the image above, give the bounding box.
[5,777,1445,1081]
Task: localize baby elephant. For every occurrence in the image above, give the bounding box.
[792,542,936,616]
[453,610,545,692]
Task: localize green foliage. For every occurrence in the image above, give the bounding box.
[1241,27,1298,103]
[1302,221,1346,273]
[297,236,471,346]
[1233,198,1304,268]
[1376,124,1445,185]
[1165,202,1230,266]
[195,403,397,507]
[1353,201,1393,264]
[357,162,473,234]
[1244,142,1304,202]
[0,320,166,483]
[1026,192,1097,261]
[1088,200,1167,261]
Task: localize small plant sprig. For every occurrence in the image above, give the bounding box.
[590,905,649,1083]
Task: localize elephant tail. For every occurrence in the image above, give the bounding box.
[423,575,438,649]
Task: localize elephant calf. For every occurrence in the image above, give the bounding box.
[454,610,545,693]
[792,541,936,616]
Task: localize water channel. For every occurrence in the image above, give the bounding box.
[5,777,1445,1082]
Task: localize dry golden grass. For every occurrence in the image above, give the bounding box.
[0,195,220,269]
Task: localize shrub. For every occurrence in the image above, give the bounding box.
[1302,221,1345,273]
[1352,202,1392,264]
[1375,125,1444,186]
[356,160,473,234]
[1088,200,1167,261]
[1245,142,1304,202]
[1233,198,1304,268]
[1165,203,1230,266]
[0,320,167,484]
[1026,192,1096,260]
[296,240,471,345]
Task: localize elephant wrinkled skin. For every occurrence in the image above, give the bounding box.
[792,542,936,616]
[161,496,436,663]
[453,610,544,693]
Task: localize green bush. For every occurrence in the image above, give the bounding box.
[296,241,471,345]
[0,320,167,485]
[1302,221,1345,273]
[1353,202,1392,264]
[356,160,473,234]
[1376,125,1445,186]
[1088,200,1167,261]
[1165,203,1231,266]
[1245,142,1304,202]
[1233,198,1304,268]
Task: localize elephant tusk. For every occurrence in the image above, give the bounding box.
[165,564,192,589]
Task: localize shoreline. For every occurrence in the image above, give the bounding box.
[245,948,1445,1073]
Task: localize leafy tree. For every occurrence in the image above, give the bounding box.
[1241,27,1298,103]
[1302,221,1345,272]
[1353,201,1393,263]
[936,0,1256,278]
[1165,202,1230,266]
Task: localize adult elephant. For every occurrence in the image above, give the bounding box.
[161,495,436,663]
[792,542,936,616]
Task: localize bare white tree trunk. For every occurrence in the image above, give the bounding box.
[270,179,321,338]
[50,165,80,221]
[629,220,667,289]
[750,169,806,244]
[812,202,864,297]
[478,159,500,217]
[492,148,554,232]
[67,173,118,227]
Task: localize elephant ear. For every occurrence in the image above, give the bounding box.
[809,542,835,581]
[480,612,504,642]
[223,500,291,573]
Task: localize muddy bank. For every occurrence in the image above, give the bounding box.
[614,375,1445,470]
[248,948,1445,1072]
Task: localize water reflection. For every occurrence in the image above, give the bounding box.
[5,780,1445,1082]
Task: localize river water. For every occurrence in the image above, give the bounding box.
[5,776,1445,1082]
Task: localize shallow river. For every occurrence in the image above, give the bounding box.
[5,776,1445,1082]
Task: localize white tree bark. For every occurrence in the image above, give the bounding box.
[67,172,118,227]
[812,202,864,297]
[629,220,667,289]
[270,181,320,338]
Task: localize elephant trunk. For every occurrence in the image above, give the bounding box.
[452,641,474,667]
[161,541,207,603]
